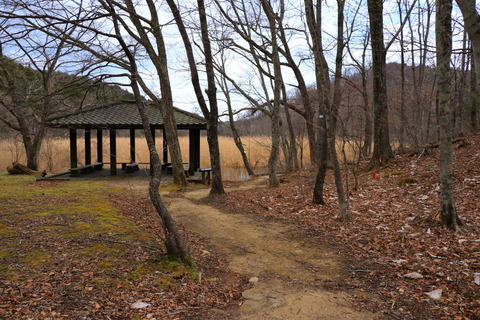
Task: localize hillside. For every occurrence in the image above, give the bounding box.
[0,56,134,138]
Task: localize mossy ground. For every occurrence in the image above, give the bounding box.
[0,173,200,319]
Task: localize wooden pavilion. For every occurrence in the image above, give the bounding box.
[46,100,207,176]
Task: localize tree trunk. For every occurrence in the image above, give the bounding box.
[398,0,407,152]
[123,0,188,188]
[455,0,480,131]
[328,0,351,220]
[21,130,42,171]
[283,87,300,170]
[277,21,318,164]
[166,0,225,194]
[197,0,225,195]
[306,0,351,219]
[133,83,190,259]
[105,3,190,259]
[471,55,478,131]
[312,138,327,205]
[222,75,255,176]
[436,0,462,231]
[260,0,282,188]
[367,0,394,167]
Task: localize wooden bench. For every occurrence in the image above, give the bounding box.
[199,167,212,185]
[70,162,103,176]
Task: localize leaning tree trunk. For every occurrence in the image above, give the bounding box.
[107,2,190,259]
[134,85,190,259]
[436,0,462,231]
[226,99,255,176]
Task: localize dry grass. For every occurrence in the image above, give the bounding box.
[0,134,364,175]
[0,135,277,174]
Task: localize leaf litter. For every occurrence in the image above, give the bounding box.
[222,133,480,320]
[0,176,248,320]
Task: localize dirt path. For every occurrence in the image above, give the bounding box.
[124,177,378,319]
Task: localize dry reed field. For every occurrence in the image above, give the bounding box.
[0,135,276,175]
[0,134,365,178]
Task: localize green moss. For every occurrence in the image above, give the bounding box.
[0,222,13,234]
[79,243,126,258]
[398,177,417,187]
[384,170,405,178]
[21,249,52,269]
[0,250,11,259]
[0,174,199,293]
[160,183,182,191]
[0,266,22,280]
[133,256,198,289]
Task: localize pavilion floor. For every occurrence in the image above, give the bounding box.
[39,167,204,185]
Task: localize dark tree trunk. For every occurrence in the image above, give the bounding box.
[367,0,394,167]
[471,56,478,131]
[124,0,188,188]
[106,2,190,259]
[436,0,462,231]
[455,0,480,131]
[305,0,351,219]
[166,0,225,194]
[312,126,328,204]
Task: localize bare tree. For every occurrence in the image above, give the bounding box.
[211,0,293,186]
[436,0,462,230]
[367,0,394,167]
[165,0,225,194]
[455,0,480,130]
[118,0,188,188]
[214,45,255,176]
[305,0,351,219]
[2,0,191,259]
[0,16,92,170]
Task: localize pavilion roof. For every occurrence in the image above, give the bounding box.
[46,100,207,130]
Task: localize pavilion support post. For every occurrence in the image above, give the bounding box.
[130,128,136,163]
[162,129,168,164]
[189,128,201,175]
[110,129,117,176]
[69,128,77,169]
[97,129,103,163]
[85,129,91,165]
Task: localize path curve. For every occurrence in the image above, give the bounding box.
[124,177,378,319]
